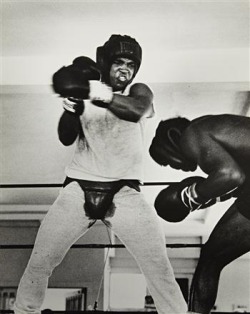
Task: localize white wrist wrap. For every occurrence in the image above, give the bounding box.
[89,80,113,103]
[62,98,84,115]
[181,183,203,212]
[63,98,78,113]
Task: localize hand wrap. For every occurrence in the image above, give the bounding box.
[62,97,84,115]
[181,182,203,212]
[89,81,113,104]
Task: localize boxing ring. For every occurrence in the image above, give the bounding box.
[0,183,249,314]
[0,309,248,314]
[0,246,249,314]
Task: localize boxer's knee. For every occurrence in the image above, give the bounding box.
[25,259,53,279]
[26,248,63,279]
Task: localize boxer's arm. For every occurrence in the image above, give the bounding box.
[58,111,81,146]
[182,129,245,202]
[108,83,154,122]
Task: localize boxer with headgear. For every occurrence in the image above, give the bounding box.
[150,114,250,313]
[14,35,187,314]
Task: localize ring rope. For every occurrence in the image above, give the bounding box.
[0,243,203,249]
[0,182,175,188]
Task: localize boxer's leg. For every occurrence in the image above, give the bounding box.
[189,203,250,313]
[109,186,187,314]
[14,182,90,314]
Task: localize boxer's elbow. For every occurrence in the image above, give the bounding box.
[58,131,77,146]
[219,167,245,187]
[59,137,74,146]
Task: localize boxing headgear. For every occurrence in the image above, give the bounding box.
[96,34,142,84]
[149,117,197,172]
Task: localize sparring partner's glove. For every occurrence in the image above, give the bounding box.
[154,176,238,223]
[154,176,205,222]
[52,56,113,106]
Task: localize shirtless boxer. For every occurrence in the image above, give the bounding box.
[149,114,250,313]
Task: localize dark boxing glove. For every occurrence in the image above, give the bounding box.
[155,176,239,222]
[52,56,101,99]
[154,176,205,222]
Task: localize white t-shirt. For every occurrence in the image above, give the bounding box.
[65,87,152,182]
